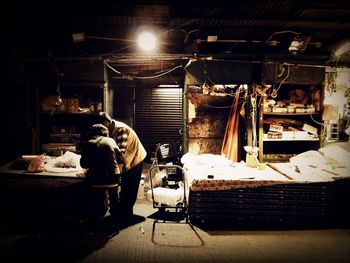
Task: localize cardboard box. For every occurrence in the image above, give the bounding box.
[42,143,77,156]
[49,133,81,143]
[267,132,282,139]
[67,98,79,113]
[294,131,311,140]
[282,131,295,140]
[269,124,283,133]
[302,123,318,135]
[273,107,288,113]
[40,96,67,112]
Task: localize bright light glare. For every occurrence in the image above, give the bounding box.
[334,41,350,57]
[137,31,157,52]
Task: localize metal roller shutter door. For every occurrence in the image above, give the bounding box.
[134,87,182,156]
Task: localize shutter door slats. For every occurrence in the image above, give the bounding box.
[135,87,182,155]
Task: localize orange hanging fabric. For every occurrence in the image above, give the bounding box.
[221,89,241,162]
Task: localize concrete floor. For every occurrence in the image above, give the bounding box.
[0,198,350,263]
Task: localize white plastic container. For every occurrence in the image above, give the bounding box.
[147,187,184,206]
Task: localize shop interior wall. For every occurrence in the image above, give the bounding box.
[1,49,32,164]
[1,52,105,164]
[3,49,347,165]
[184,60,253,158]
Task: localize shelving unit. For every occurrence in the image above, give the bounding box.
[258,97,322,162]
[37,83,107,155]
[258,97,323,163]
[258,63,325,163]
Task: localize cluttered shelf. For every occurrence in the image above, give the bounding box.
[39,111,102,156]
[258,83,323,162]
[37,83,105,156]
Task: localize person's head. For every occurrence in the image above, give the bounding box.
[98,112,113,128]
[87,124,109,139]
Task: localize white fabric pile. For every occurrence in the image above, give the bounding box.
[180,152,286,183]
[45,151,83,173]
[289,143,350,180]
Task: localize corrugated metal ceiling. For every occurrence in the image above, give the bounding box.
[5,0,350,65]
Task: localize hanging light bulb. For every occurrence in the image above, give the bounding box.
[334,41,350,57]
[56,96,62,106]
[137,30,157,52]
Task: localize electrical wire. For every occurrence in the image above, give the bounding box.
[55,75,63,106]
[105,62,125,75]
[309,112,324,125]
[105,61,183,80]
[200,103,234,109]
[265,30,301,45]
[271,64,290,98]
[135,65,183,79]
[200,89,247,109]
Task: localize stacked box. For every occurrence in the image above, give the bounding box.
[189,182,338,229]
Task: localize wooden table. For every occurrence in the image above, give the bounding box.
[0,161,89,228]
[0,161,84,189]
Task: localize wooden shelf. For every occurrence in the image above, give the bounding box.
[263,112,318,116]
[38,85,106,156]
[263,138,320,142]
[258,83,323,162]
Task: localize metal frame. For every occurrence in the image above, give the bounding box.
[149,162,188,223]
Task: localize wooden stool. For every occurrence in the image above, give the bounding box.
[91,183,121,233]
[92,183,120,190]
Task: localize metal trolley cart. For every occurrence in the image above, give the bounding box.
[149,143,188,223]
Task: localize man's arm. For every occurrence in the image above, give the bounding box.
[115,127,129,154]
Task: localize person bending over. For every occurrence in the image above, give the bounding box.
[80,124,122,224]
[98,112,147,222]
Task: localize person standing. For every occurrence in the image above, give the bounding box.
[98,112,147,222]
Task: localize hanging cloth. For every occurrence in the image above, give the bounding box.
[221,89,242,162]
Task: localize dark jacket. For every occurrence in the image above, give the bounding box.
[80,136,122,184]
